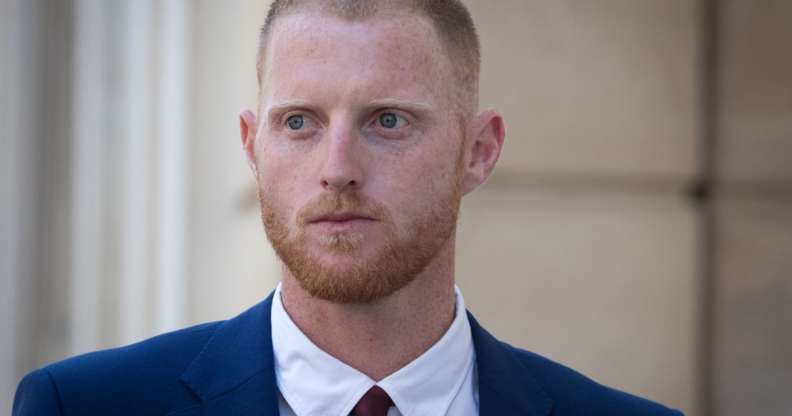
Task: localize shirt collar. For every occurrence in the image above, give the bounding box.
[271,283,475,416]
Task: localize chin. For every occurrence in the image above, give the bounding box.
[309,246,378,270]
[314,231,366,251]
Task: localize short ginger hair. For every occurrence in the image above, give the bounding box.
[255,0,481,114]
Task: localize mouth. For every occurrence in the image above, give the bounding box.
[308,212,377,224]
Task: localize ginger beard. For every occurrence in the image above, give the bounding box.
[257,149,465,304]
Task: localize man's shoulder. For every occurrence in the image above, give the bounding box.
[49,320,220,378]
[15,321,222,415]
[502,342,683,415]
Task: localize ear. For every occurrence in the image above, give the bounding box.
[239,109,259,173]
[461,109,506,195]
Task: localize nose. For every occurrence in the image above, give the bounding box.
[319,126,364,192]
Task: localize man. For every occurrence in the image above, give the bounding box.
[14,1,683,415]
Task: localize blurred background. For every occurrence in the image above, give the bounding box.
[1,0,790,415]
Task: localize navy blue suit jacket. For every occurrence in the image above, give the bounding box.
[14,293,683,415]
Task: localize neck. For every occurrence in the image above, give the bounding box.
[279,239,457,381]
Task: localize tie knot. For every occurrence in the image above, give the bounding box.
[351,385,394,416]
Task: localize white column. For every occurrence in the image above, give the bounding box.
[70,0,107,353]
[156,0,190,333]
[119,0,154,344]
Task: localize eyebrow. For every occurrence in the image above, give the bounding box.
[266,99,314,120]
[366,98,433,112]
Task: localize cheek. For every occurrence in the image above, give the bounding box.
[256,153,301,221]
[258,137,322,187]
[377,149,459,221]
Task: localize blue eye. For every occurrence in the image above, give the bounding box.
[379,112,401,129]
[287,115,304,130]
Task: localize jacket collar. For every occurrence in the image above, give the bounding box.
[176,293,279,415]
[176,291,553,416]
[468,312,554,416]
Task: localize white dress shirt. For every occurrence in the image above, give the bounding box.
[271,283,479,416]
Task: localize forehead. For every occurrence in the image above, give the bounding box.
[261,12,454,104]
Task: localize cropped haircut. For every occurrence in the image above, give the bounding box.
[255,0,481,114]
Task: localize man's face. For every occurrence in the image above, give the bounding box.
[251,12,466,304]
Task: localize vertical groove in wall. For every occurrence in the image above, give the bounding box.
[698,0,721,414]
[37,0,76,365]
[1,1,25,409]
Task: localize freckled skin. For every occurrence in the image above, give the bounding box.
[240,11,505,380]
[259,12,459,245]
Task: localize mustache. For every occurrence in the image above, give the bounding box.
[296,192,389,226]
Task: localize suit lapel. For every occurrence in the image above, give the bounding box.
[171,293,553,415]
[468,312,554,416]
[173,293,280,416]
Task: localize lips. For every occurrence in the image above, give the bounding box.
[308,212,376,224]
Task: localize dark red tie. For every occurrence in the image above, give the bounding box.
[350,385,394,416]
